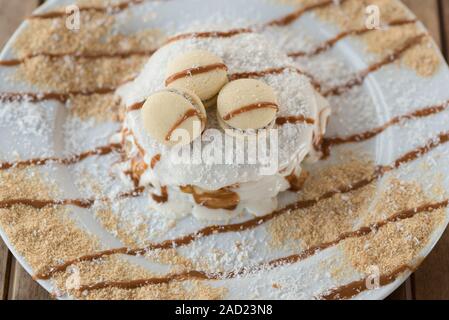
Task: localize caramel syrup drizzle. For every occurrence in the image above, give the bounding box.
[222,102,279,121]
[228,67,322,92]
[3,98,446,214]
[0,88,117,104]
[127,101,145,112]
[164,0,347,44]
[0,143,122,171]
[0,34,426,105]
[320,265,411,300]
[126,154,148,188]
[0,187,145,211]
[0,0,343,68]
[125,66,321,114]
[267,0,345,27]
[151,186,168,203]
[76,200,448,292]
[0,18,415,71]
[322,34,427,97]
[180,185,240,211]
[28,0,149,19]
[276,115,315,126]
[150,154,161,169]
[165,63,228,86]
[1,0,340,69]
[165,28,253,45]
[0,0,423,115]
[33,130,449,280]
[288,18,418,58]
[165,109,204,142]
[0,49,156,67]
[321,100,449,158]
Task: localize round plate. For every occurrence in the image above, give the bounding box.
[1,0,449,300]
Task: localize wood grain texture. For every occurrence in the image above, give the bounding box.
[0,0,39,49]
[441,0,449,56]
[0,241,12,299]
[0,0,40,301]
[8,259,52,300]
[402,0,442,46]
[387,279,414,300]
[399,0,449,300]
[413,229,449,300]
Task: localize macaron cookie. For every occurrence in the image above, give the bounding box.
[217,79,279,136]
[165,50,229,108]
[141,88,207,146]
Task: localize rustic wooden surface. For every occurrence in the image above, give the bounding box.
[0,0,51,301]
[0,0,448,300]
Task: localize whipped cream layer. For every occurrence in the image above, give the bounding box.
[116,33,330,220]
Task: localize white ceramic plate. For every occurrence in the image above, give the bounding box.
[1,0,449,300]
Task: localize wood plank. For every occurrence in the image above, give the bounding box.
[0,0,39,49]
[402,0,442,47]
[441,0,449,57]
[414,228,449,300]
[0,242,12,299]
[403,0,449,300]
[387,278,413,300]
[8,259,52,300]
[0,0,41,300]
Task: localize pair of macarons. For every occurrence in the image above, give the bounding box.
[142,50,279,146]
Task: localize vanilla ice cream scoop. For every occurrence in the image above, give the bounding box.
[217,79,279,135]
[141,88,207,146]
[166,50,229,108]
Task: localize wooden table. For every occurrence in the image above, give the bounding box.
[0,0,448,300]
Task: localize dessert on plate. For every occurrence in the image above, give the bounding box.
[1,0,447,301]
[115,33,331,221]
